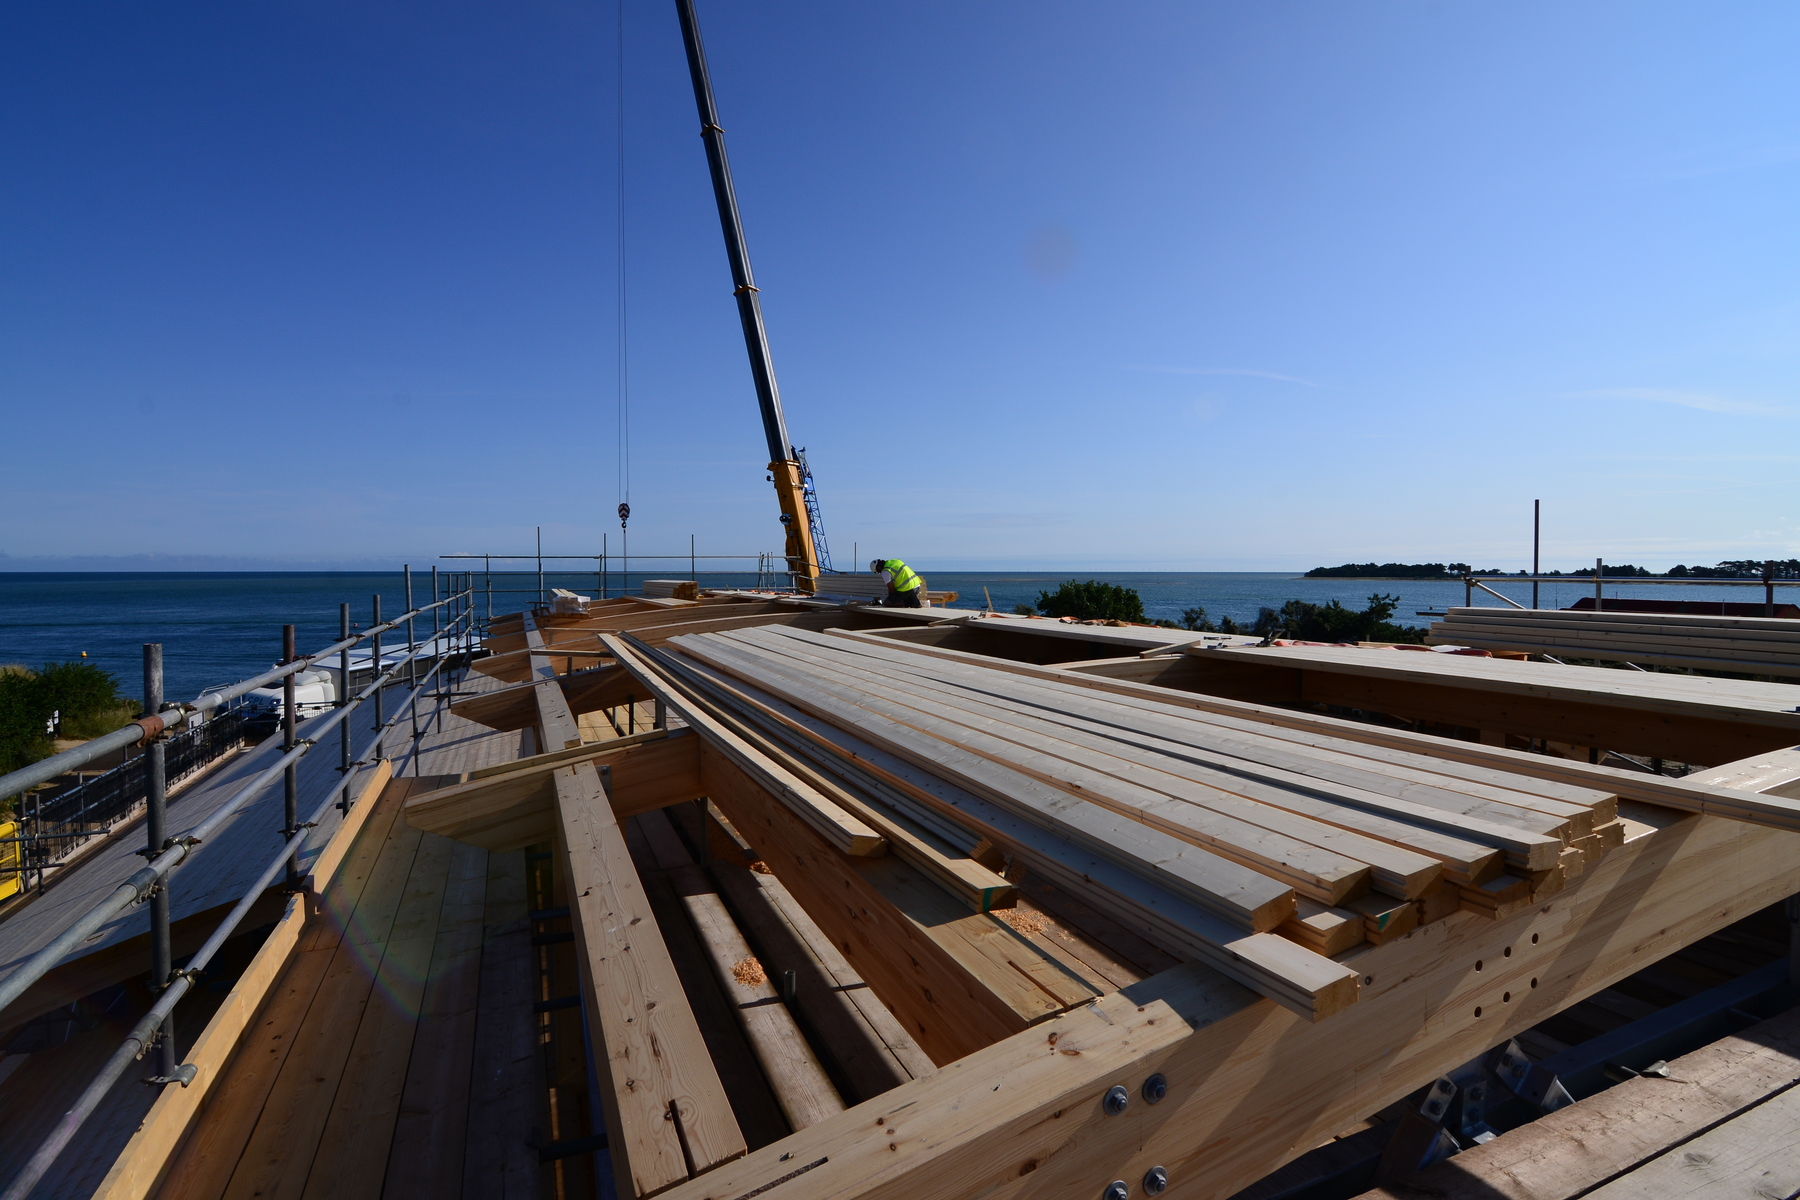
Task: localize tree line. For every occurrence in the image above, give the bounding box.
[1014,580,1427,643]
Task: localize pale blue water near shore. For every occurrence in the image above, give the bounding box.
[0,571,1791,704]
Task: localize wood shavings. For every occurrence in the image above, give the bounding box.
[730,956,766,987]
[999,908,1050,937]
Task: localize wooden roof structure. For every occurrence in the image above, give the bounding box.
[6,592,1800,1200]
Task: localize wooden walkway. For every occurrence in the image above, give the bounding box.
[142,673,566,1200]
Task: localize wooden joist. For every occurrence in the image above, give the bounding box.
[532,642,746,1197]
[402,731,702,851]
[706,858,937,1102]
[634,810,847,1132]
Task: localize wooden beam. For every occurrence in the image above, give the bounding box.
[555,758,746,1195]
[708,859,936,1103]
[702,744,1098,1066]
[535,649,746,1196]
[642,751,1800,1200]
[403,732,704,851]
[636,811,847,1132]
[451,664,668,732]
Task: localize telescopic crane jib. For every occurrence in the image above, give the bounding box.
[674,0,831,594]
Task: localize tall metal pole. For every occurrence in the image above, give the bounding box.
[372,595,384,762]
[537,527,545,609]
[337,603,352,815]
[405,566,419,766]
[142,644,176,1080]
[1531,500,1540,610]
[1595,557,1604,612]
[1766,560,1776,618]
[281,625,301,891]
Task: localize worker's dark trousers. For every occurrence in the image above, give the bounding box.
[881,588,923,608]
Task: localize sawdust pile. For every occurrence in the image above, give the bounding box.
[731,956,766,987]
[999,908,1050,937]
[748,860,773,875]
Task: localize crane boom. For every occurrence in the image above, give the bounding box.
[673,0,824,593]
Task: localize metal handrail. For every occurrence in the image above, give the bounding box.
[0,595,472,1200]
[0,591,472,1019]
[0,593,466,804]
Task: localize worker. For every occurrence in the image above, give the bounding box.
[870,557,924,608]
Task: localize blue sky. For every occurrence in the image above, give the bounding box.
[3,1,1796,573]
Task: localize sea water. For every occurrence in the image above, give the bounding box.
[0,570,1786,704]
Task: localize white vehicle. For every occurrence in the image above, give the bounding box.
[237,634,463,724]
[241,668,341,723]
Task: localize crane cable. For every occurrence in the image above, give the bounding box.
[615,0,630,532]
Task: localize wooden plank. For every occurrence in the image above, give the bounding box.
[298,832,462,1200]
[677,642,1465,898]
[1363,1004,1800,1200]
[832,630,1800,832]
[459,849,542,1200]
[758,628,1574,862]
[647,818,846,1131]
[724,631,1463,896]
[90,761,395,1200]
[675,634,1299,931]
[463,726,671,780]
[715,631,1374,904]
[708,861,935,1103]
[1282,899,1367,956]
[553,758,746,1195]
[214,802,432,1200]
[628,824,795,1154]
[650,649,1016,911]
[806,625,1605,829]
[381,839,490,1199]
[602,634,885,857]
[664,642,1357,1020]
[403,733,703,851]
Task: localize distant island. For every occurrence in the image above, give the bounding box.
[1304,563,1495,579]
[1306,558,1799,580]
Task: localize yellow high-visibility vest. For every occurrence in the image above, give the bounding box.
[880,559,922,593]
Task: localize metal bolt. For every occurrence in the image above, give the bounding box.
[1425,1099,1444,1116]
[1103,1085,1130,1115]
[1144,1166,1169,1195]
[1142,1073,1168,1104]
[1103,1181,1129,1200]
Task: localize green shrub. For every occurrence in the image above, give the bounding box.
[1033,580,1147,623]
[1250,593,1426,644]
[0,661,133,775]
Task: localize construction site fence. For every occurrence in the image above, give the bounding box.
[0,573,482,1200]
[2,710,249,897]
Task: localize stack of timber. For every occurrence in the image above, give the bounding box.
[603,623,1635,1020]
[1427,605,1800,677]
